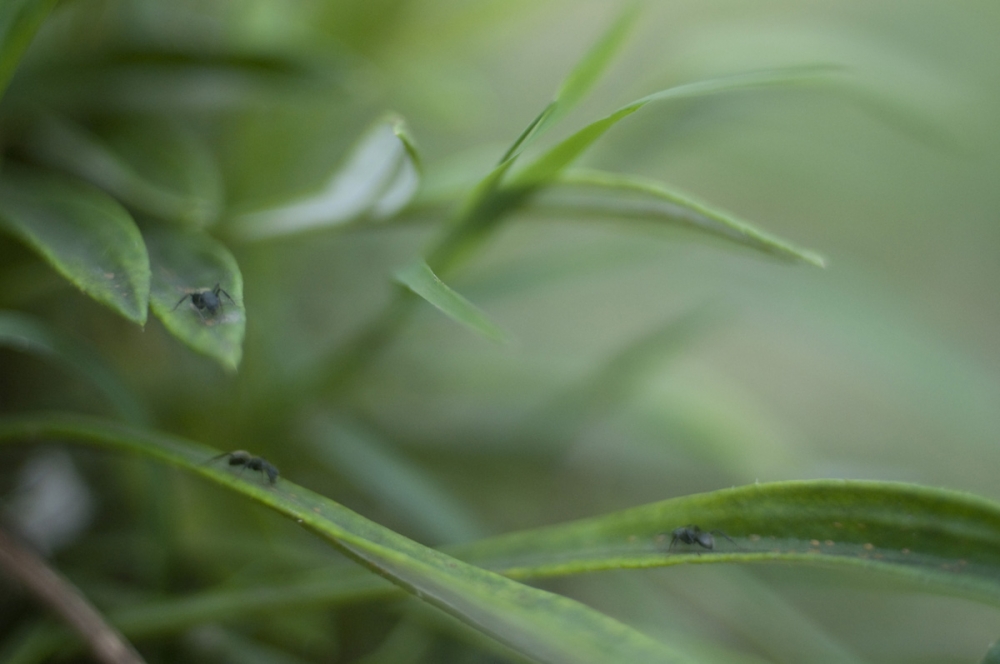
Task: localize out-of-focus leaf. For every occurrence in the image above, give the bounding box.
[0,413,696,664]
[500,2,639,163]
[0,0,58,100]
[395,261,506,343]
[0,167,149,324]
[6,46,340,113]
[22,114,222,227]
[145,227,244,370]
[231,116,420,240]
[530,169,826,266]
[308,415,488,544]
[982,640,1000,664]
[0,310,147,423]
[512,65,839,188]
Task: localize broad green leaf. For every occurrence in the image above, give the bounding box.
[982,640,1000,664]
[22,114,222,227]
[533,169,826,266]
[395,261,506,343]
[145,227,244,370]
[0,310,147,424]
[0,413,694,664]
[500,2,639,163]
[0,0,58,100]
[231,116,421,241]
[512,66,839,188]
[0,167,150,324]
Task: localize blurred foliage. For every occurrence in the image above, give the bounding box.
[2,0,1000,662]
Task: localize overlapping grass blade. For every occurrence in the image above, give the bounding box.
[145,227,245,370]
[0,166,150,324]
[0,414,693,664]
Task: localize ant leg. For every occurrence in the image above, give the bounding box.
[217,287,236,305]
[172,294,192,311]
[710,530,739,549]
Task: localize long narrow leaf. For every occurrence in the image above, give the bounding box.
[0,0,58,100]
[0,167,150,324]
[0,413,694,664]
[512,65,840,188]
[395,261,507,343]
[533,169,826,266]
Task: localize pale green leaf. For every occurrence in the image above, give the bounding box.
[0,167,150,324]
[232,116,421,240]
[145,227,245,370]
[395,261,506,343]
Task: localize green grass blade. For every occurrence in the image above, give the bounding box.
[513,65,840,188]
[538,169,826,266]
[231,116,420,241]
[0,0,58,100]
[0,310,148,423]
[453,480,1000,605]
[0,413,694,664]
[395,261,507,343]
[0,167,150,324]
[501,2,638,163]
[145,227,245,370]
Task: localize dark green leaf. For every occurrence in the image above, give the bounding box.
[145,227,244,370]
[395,261,507,343]
[0,0,58,100]
[0,167,150,324]
[22,114,222,227]
[0,413,695,664]
[0,310,147,423]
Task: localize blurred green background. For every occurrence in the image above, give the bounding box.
[2,0,1000,662]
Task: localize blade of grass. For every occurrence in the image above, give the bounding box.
[536,169,826,266]
[0,166,150,324]
[394,261,507,343]
[0,413,694,664]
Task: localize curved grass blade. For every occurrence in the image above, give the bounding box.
[231,115,420,241]
[0,413,693,664]
[512,65,840,188]
[534,169,825,266]
[500,2,639,164]
[0,310,148,424]
[453,480,1000,605]
[145,227,244,370]
[395,261,507,343]
[0,0,58,100]
[0,167,150,324]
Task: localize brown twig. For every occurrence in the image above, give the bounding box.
[0,525,145,664]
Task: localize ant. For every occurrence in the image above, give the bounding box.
[173,283,236,321]
[667,525,736,553]
[207,450,279,485]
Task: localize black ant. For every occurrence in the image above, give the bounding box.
[207,450,279,485]
[667,525,736,553]
[173,283,236,321]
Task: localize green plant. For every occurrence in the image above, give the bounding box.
[1,1,999,663]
